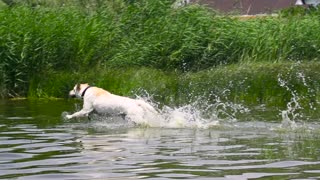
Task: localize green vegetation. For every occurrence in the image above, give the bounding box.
[1,0,320,110]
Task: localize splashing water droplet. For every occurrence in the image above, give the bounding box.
[276,67,316,129]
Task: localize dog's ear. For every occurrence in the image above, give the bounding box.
[76,83,81,91]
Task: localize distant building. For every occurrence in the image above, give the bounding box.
[296,0,320,6]
[186,0,320,15]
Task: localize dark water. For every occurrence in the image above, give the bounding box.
[1,100,320,180]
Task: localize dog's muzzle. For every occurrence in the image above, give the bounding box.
[69,94,77,98]
[69,90,78,98]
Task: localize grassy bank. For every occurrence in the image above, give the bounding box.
[28,62,320,110]
[1,1,320,110]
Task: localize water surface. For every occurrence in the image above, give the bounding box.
[1,100,320,179]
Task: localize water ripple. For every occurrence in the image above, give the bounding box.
[1,116,320,179]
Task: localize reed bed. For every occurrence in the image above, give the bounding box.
[1,0,320,109]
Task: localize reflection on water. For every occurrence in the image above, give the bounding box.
[1,100,320,179]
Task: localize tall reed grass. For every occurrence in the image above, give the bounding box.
[1,0,320,102]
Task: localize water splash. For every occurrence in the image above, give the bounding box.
[278,74,299,129]
[85,92,249,129]
[277,67,316,129]
[156,101,220,129]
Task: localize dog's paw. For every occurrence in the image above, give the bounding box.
[61,111,71,120]
[66,115,73,120]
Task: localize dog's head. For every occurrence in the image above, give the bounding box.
[69,83,90,99]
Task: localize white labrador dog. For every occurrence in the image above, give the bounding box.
[65,83,158,124]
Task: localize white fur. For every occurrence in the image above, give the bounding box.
[66,84,158,124]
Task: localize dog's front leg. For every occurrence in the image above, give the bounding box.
[66,109,92,119]
[66,102,93,119]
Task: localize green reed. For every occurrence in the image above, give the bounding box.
[1,1,320,103]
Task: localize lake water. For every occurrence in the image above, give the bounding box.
[1,99,320,179]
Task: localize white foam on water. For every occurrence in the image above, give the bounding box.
[155,104,220,129]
